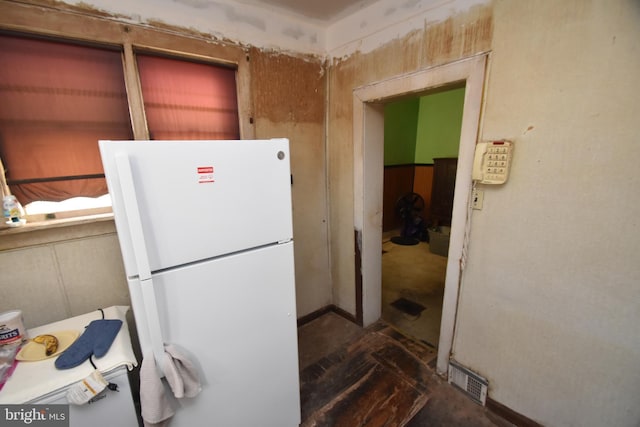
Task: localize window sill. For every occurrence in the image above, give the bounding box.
[0,212,114,235]
[0,212,117,251]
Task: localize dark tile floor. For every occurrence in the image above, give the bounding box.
[298,312,513,427]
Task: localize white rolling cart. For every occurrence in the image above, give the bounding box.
[0,306,139,426]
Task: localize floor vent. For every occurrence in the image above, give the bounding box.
[448,360,488,406]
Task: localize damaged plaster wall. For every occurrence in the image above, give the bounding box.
[248,48,331,316]
[52,0,492,58]
[326,2,492,318]
[327,0,490,59]
[56,0,326,55]
[327,0,640,426]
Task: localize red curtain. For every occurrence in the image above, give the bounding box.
[136,54,240,140]
[0,35,133,205]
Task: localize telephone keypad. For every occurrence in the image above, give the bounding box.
[482,143,512,183]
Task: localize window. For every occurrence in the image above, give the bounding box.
[136,53,240,140]
[0,34,133,207]
[0,34,241,222]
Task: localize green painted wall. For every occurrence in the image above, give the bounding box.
[384,87,465,165]
[415,87,465,163]
[383,98,419,165]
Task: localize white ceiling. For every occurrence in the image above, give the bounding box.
[236,0,381,23]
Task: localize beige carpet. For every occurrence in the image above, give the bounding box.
[381,233,448,348]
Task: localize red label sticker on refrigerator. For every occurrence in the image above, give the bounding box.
[197,166,214,183]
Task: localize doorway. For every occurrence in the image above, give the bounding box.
[353,54,487,375]
[381,87,464,349]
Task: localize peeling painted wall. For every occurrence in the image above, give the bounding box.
[327,2,493,316]
[327,0,640,426]
[55,0,326,55]
[249,49,325,123]
[249,48,331,316]
[44,0,491,58]
[327,0,491,59]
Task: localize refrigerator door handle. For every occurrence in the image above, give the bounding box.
[114,152,152,282]
[115,152,166,377]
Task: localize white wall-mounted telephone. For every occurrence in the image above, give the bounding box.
[472,140,514,184]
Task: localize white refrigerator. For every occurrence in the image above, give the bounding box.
[99,139,300,426]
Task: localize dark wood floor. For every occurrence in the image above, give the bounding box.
[299,320,513,427]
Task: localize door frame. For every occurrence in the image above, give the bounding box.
[353,53,487,375]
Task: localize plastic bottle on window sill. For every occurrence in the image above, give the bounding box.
[2,195,26,227]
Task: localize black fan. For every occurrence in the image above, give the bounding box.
[391,192,425,246]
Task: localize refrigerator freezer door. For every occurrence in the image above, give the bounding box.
[138,242,300,426]
[99,139,294,276]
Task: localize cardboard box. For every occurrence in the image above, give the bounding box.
[428,226,450,256]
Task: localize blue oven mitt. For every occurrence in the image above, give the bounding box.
[55,319,122,370]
